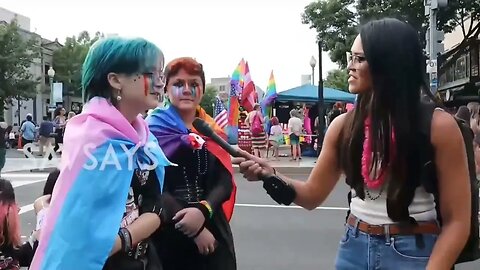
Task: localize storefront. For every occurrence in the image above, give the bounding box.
[437,38,480,106]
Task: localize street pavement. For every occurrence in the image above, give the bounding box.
[6,168,479,270]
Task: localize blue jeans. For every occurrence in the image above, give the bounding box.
[335,224,438,269]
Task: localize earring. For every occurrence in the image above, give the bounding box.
[116,90,122,101]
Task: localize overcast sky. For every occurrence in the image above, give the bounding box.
[0,0,338,92]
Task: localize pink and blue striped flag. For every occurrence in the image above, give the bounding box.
[30,97,171,270]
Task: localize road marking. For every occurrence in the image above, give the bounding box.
[235,203,349,211]
[2,173,49,178]
[19,203,34,215]
[12,180,45,188]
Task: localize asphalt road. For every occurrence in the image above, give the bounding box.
[7,171,480,270]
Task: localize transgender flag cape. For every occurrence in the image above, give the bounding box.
[30,97,171,270]
[146,105,237,221]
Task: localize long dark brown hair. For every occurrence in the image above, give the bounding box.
[338,18,432,221]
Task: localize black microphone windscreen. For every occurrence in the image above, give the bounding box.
[192,118,215,137]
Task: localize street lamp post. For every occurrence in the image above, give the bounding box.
[47,67,55,120]
[316,41,325,155]
[309,56,316,85]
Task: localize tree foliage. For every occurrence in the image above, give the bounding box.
[324,69,349,91]
[302,0,357,69]
[0,20,40,114]
[438,0,480,41]
[302,0,480,68]
[200,85,218,116]
[52,31,104,97]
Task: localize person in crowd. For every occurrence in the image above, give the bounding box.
[19,114,36,157]
[246,104,266,158]
[147,57,237,270]
[233,18,470,270]
[30,36,171,270]
[268,116,283,160]
[34,169,60,235]
[37,116,55,159]
[288,109,303,161]
[456,105,470,125]
[0,178,37,268]
[52,107,66,153]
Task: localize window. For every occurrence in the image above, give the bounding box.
[219,85,226,93]
[455,55,467,80]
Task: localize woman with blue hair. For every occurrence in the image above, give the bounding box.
[31,36,171,270]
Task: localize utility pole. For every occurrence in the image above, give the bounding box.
[425,0,448,93]
[316,41,325,155]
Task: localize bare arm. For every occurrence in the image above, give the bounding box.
[234,113,346,210]
[281,114,343,209]
[427,111,470,270]
[110,213,161,255]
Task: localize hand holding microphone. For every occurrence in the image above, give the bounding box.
[193,118,296,205]
[192,118,274,179]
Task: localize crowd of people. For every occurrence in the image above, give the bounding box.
[0,17,477,270]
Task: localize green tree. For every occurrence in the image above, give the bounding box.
[301,0,357,69]
[324,69,349,91]
[200,86,218,116]
[53,31,103,97]
[0,20,41,117]
[302,0,480,68]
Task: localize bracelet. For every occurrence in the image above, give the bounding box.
[118,227,132,253]
[199,200,213,219]
[192,224,205,239]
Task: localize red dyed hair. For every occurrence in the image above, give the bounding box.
[0,179,20,247]
[165,57,206,91]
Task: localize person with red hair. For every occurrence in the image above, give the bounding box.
[0,178,36,268]
[147,57,237,270]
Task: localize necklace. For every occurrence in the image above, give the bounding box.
[182,142,208,202]
[361,117,395,191]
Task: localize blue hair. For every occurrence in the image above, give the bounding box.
[81,36,163,103]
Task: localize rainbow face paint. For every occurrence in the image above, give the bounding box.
[142,71,165,97]
[143,74,151,96]
[171,80,201,98]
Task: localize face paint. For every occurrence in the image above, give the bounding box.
[171,80,201,98]
[142,73,157,96]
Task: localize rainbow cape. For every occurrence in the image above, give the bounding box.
[31,97,171,270]
[146,105,237,221]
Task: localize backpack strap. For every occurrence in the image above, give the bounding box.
[418,102,438,194]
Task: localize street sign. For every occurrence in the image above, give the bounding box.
[426,59,437,73]
[430,78,438,93]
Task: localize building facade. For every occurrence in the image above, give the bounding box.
[437,18,480,105]
[1,7,82,126]
[207,77,231,103]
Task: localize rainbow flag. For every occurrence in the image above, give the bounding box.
[261,70,277,117]
[226,59,245,144]
[30,97,172,270]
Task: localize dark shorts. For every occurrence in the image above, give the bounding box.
[289,134,299,145]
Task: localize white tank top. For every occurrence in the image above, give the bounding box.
[350,183,437,225]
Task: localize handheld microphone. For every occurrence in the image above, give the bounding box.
[192,118,247,158]
[192,117,296,205]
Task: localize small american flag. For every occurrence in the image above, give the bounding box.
[214,96,228,129]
